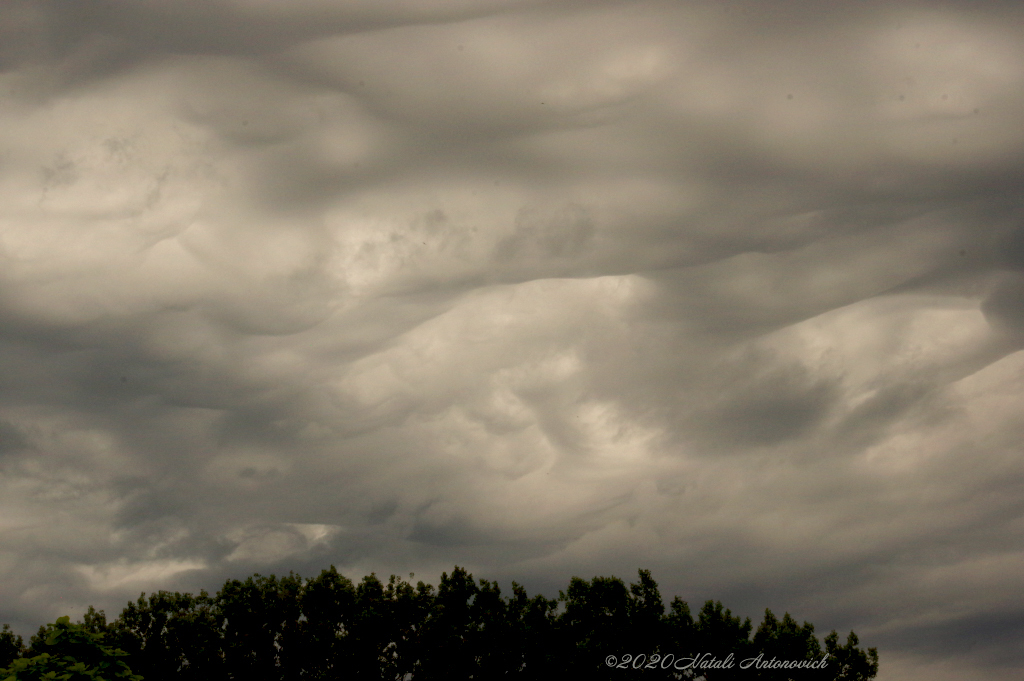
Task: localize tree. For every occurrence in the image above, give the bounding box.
[504,581,558,679]
[557,574,634,677]
[824,630,879,681]
[691,600,753,680]
[55,564,876,679]
[217,573,302,681]
[628,569,667,664]
[382,574,434,679]
[79,607,110,636]
[414,567,479,680]
[107,590,223,681]
[664,594,696,658]
[297,566,357,679]
[468,578,515,677]
[750,609,827,680]
[0,616,142,681]
[350,572,394,678]
[0,625,25,671]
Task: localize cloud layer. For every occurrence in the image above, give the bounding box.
[2,1,1024,678]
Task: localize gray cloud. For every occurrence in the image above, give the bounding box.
[2,1,1024,679]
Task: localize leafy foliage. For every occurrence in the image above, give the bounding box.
[2,568,878,680]
[0,616,142,681]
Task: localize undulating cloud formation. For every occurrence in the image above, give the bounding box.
[2,1,1024,678]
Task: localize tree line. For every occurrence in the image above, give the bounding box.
[1,566,878,680]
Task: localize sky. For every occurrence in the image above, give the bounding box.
[1,0,1023,678]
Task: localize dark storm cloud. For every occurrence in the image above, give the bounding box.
[2,1,1024,679]
[5,0,558,64]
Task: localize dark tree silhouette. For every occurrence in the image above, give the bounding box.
[1,566,878,680]
[106,589,223,681]
[0,623,25,670]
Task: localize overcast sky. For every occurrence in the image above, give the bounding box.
[2,0,1024,678]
